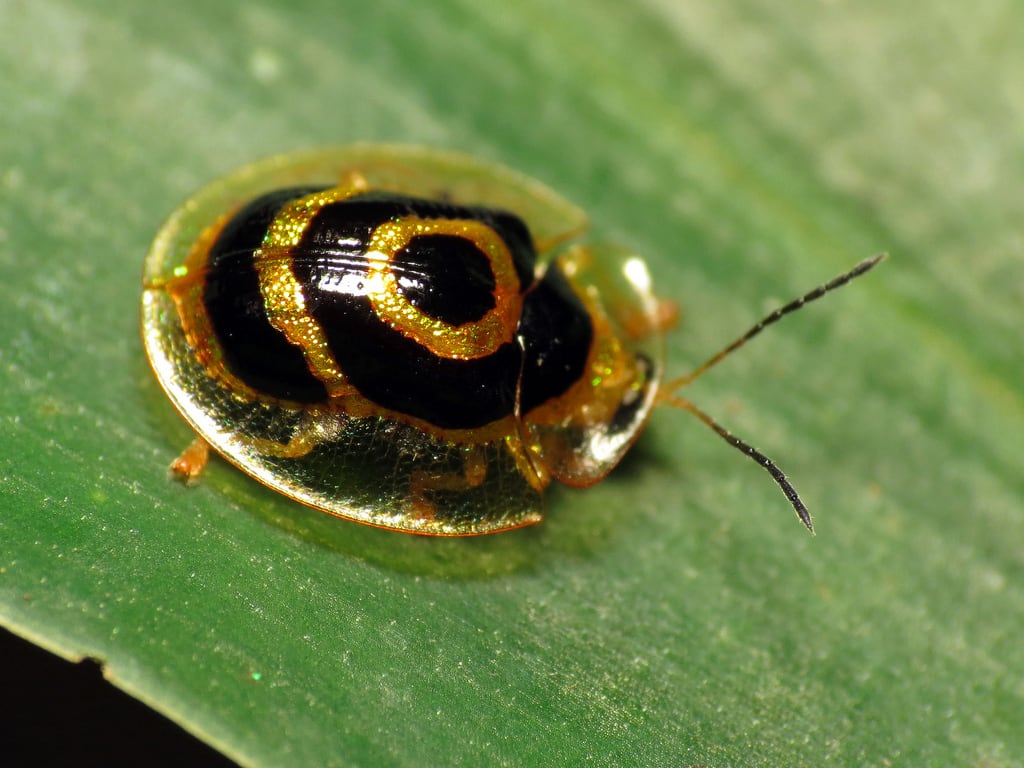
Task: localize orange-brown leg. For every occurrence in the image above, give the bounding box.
[622,297,680,340]
[409,448,489,521]
[171,414,340,485]
[338,169,370,191]
[169,437,210,485]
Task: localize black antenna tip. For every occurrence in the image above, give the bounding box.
[854,252,887,274]
[798,508,815,535]
[782,477,815,535]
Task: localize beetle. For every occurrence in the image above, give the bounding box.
[141,144,882,535]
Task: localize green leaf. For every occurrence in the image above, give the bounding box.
[2,1,1021,766]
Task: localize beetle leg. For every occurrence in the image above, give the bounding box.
[409,447,489,520]
[242,410,343,461]
[169,437,210,485]
[621,297,679,340]
[338,169,370,191]
[504,436,551,493]
[173,416,336,487]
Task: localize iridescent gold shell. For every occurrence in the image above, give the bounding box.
[142,145,663,535]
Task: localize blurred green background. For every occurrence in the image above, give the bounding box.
[2,1,1021,766]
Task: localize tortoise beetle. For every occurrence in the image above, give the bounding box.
[141,144,882,535]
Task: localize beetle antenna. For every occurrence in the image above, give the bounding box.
[661,254,886,532]
[664,394,814,532]
[664,254,886,393]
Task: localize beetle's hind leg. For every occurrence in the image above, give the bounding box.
[409,447,490,523]
[246,410,344,460]
[170,411,342,484]
[169,436,211,485]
